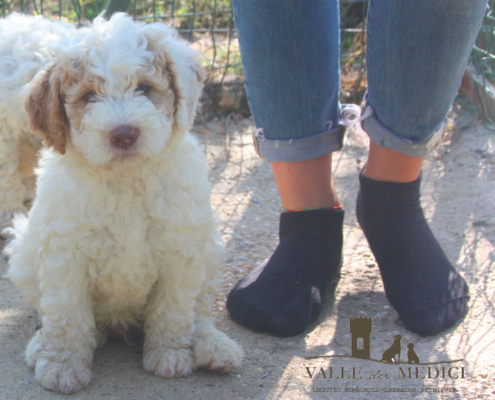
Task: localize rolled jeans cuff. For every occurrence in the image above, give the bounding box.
[361,105,447,158]
[252,125,345,162]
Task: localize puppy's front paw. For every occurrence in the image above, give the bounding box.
[193,332,243,373]
[143,347,194,378]
[34,356,91,394]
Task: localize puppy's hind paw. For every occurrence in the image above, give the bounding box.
[34,357,91,394]
[95,328,108,349]
[193,332,243,373]
[25,330,43,368]
[143,347,194,378]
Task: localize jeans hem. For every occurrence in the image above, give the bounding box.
[252,125,345,162]
[361,105,446,158]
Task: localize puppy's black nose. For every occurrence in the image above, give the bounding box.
[110,125,140,149]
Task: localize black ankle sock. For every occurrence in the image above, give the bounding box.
[227,208,344,337]
[356,172,469,336]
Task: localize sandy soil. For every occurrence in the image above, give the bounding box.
[0,110,494,400]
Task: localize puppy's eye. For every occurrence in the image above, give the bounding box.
[135,84,150,95]
[84,92,98,103]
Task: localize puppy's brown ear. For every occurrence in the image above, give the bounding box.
[142,23,205,135]
[25,64,70,155]
[164,49,205,135]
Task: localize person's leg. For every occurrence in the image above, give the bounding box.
[272,155,340,210]
[227,0,344,337]
[363,143,424,183]
[359,0,488,336]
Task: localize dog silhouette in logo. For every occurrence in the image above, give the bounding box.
[407,343,420,364]
[381,335,402,362]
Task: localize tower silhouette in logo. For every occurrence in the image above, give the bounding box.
[349,316,372,360]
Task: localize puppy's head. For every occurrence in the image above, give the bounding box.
[407,343,414,349]
[26,13,204,167]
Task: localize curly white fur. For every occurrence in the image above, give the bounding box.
[0,13,75,231]
[4,13,242,394]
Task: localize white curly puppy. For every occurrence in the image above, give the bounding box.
[5,13,242,394]
[0,14,74,231]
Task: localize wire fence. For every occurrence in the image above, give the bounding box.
[1,0,494,124]
[468,0,495,128]
[0,0,367,99]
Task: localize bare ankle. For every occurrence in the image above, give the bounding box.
[271,154,341,210]
[363,141,424,183]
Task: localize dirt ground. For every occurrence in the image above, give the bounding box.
[0,110,494,400]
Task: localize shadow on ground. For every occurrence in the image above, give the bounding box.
[0,115,493,400]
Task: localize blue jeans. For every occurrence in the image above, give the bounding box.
[233,0,487,161]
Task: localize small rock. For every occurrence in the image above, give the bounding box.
[261,370,272,379]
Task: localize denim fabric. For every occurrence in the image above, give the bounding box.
[233,0,488,161]
[364,0,488,157]
[232,0,343,162]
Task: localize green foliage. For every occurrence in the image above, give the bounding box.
[465,0,495,126]
[129,0,232,29]
[340,1,367,56]
[471,0,495,85]
[173,0,231,30]
[2,0,106,21]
